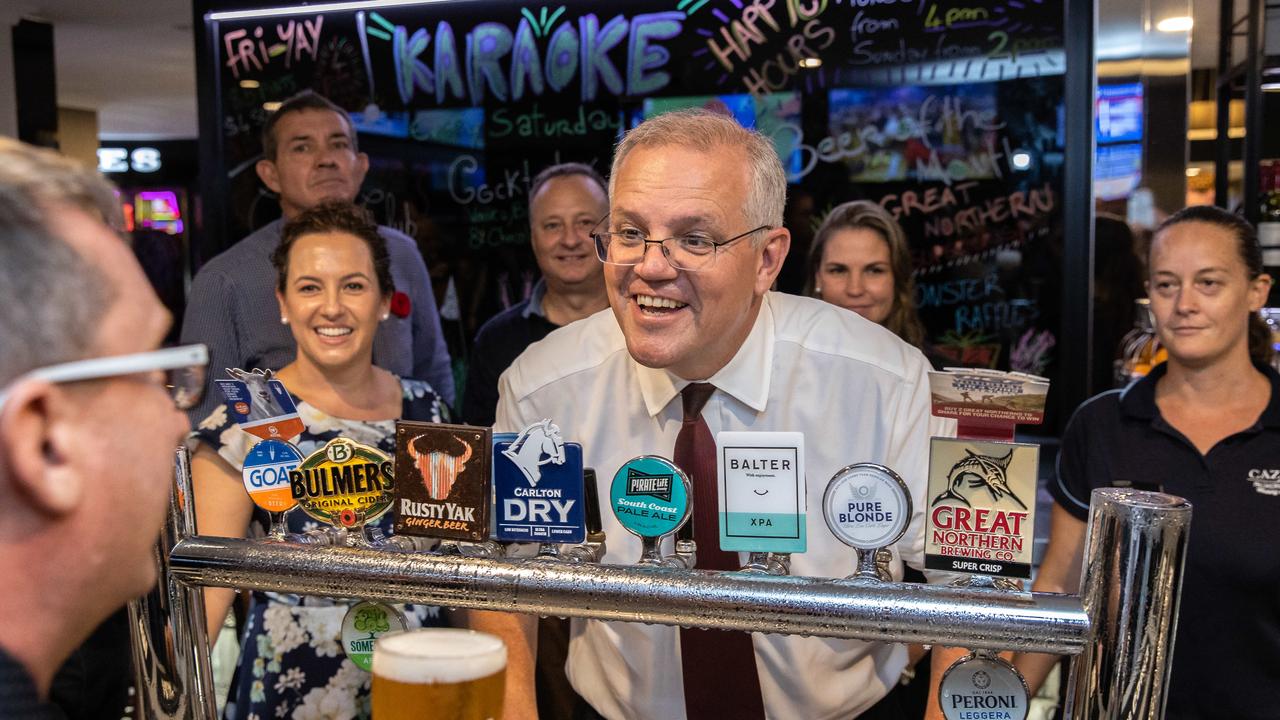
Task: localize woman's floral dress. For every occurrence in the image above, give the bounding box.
[192,379,449,720]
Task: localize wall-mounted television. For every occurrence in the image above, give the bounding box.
[1096,82,1143,145]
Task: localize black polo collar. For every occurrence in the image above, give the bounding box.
[1118,361,1280,428]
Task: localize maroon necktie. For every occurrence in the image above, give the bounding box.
[676,383,766,719]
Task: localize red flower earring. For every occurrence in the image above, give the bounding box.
[390,291,411,318]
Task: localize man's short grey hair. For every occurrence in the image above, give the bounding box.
[0,138,121,386]
[609,109,787,240]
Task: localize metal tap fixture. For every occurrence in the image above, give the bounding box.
[130,453,1190,720]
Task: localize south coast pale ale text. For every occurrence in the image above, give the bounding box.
[372,628,506,720]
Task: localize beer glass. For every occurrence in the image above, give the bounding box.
[372,628,507,720]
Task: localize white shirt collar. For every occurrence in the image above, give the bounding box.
[634,293,775,417]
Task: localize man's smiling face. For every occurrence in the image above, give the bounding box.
[605,143,786,380]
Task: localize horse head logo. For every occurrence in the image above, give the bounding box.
[408,434,473,500]
[931,448,1026,510]
[501,419,565,487]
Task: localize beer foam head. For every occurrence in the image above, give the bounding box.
[374,629,507,684]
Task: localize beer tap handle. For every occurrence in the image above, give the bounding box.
[850,547,888,581]
[663,536,697,569]
[743,552,790,576]
[459,539,506,559]
[583,468,604,541]
[287,525,348,546]
[667,519,696,568]
[661,483,697,568]
[381,534,439,553]
[558,467,606,563]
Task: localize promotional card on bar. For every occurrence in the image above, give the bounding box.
[929,369,1049,426]
[925,437,1038,578]
[715,431,805,554]
[492,420,586,544]
[215,368,304,441]
[393,422,491,542]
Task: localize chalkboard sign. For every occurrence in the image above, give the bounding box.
[202,0,1066,398]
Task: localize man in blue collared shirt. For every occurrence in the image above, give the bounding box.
[462,162,609,427]
[181,91,453,423]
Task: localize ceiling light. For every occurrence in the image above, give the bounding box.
[799,58,822,69]
[1156,16,1193,33]
[263,102,282,112]
[208,0,453,21]
[1263,82,1280,92]
[240,80,260,89]
[1011,151,1033,170]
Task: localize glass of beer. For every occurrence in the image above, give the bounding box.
[371,628,507,720]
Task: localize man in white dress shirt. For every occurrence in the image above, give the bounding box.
[487,109,938,720]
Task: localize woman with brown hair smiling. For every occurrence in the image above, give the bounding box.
[189,201,449,720]
[805,200,927,348]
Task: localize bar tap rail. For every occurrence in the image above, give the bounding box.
[138,448,1192,720]
[170,535,1088,654]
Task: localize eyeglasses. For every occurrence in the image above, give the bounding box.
[0,344,209,412]
[591,214,771,272]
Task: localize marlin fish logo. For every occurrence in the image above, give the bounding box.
[931,448,1026,510]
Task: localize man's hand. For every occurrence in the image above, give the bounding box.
[463,609,539,720]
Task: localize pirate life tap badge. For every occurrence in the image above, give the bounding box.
[291,438,395,530]
[493,420,586,544]
[393,422,491,542]
[610,456,691,540]
[215,368,304,441]
[340,601,407,672]
[925,438,1038,579]
[716,431,806,554]
[938,653,1029,720]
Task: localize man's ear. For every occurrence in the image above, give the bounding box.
[352,151,370,189]
[0,381,85,517]
[754,227,792,296]
[256,158,282,195]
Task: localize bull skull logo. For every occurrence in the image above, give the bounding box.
[408,434,474,501]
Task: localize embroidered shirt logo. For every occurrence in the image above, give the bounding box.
[1247,469,1280,496]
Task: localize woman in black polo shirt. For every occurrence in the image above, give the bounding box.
[1015,205,1280,719]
